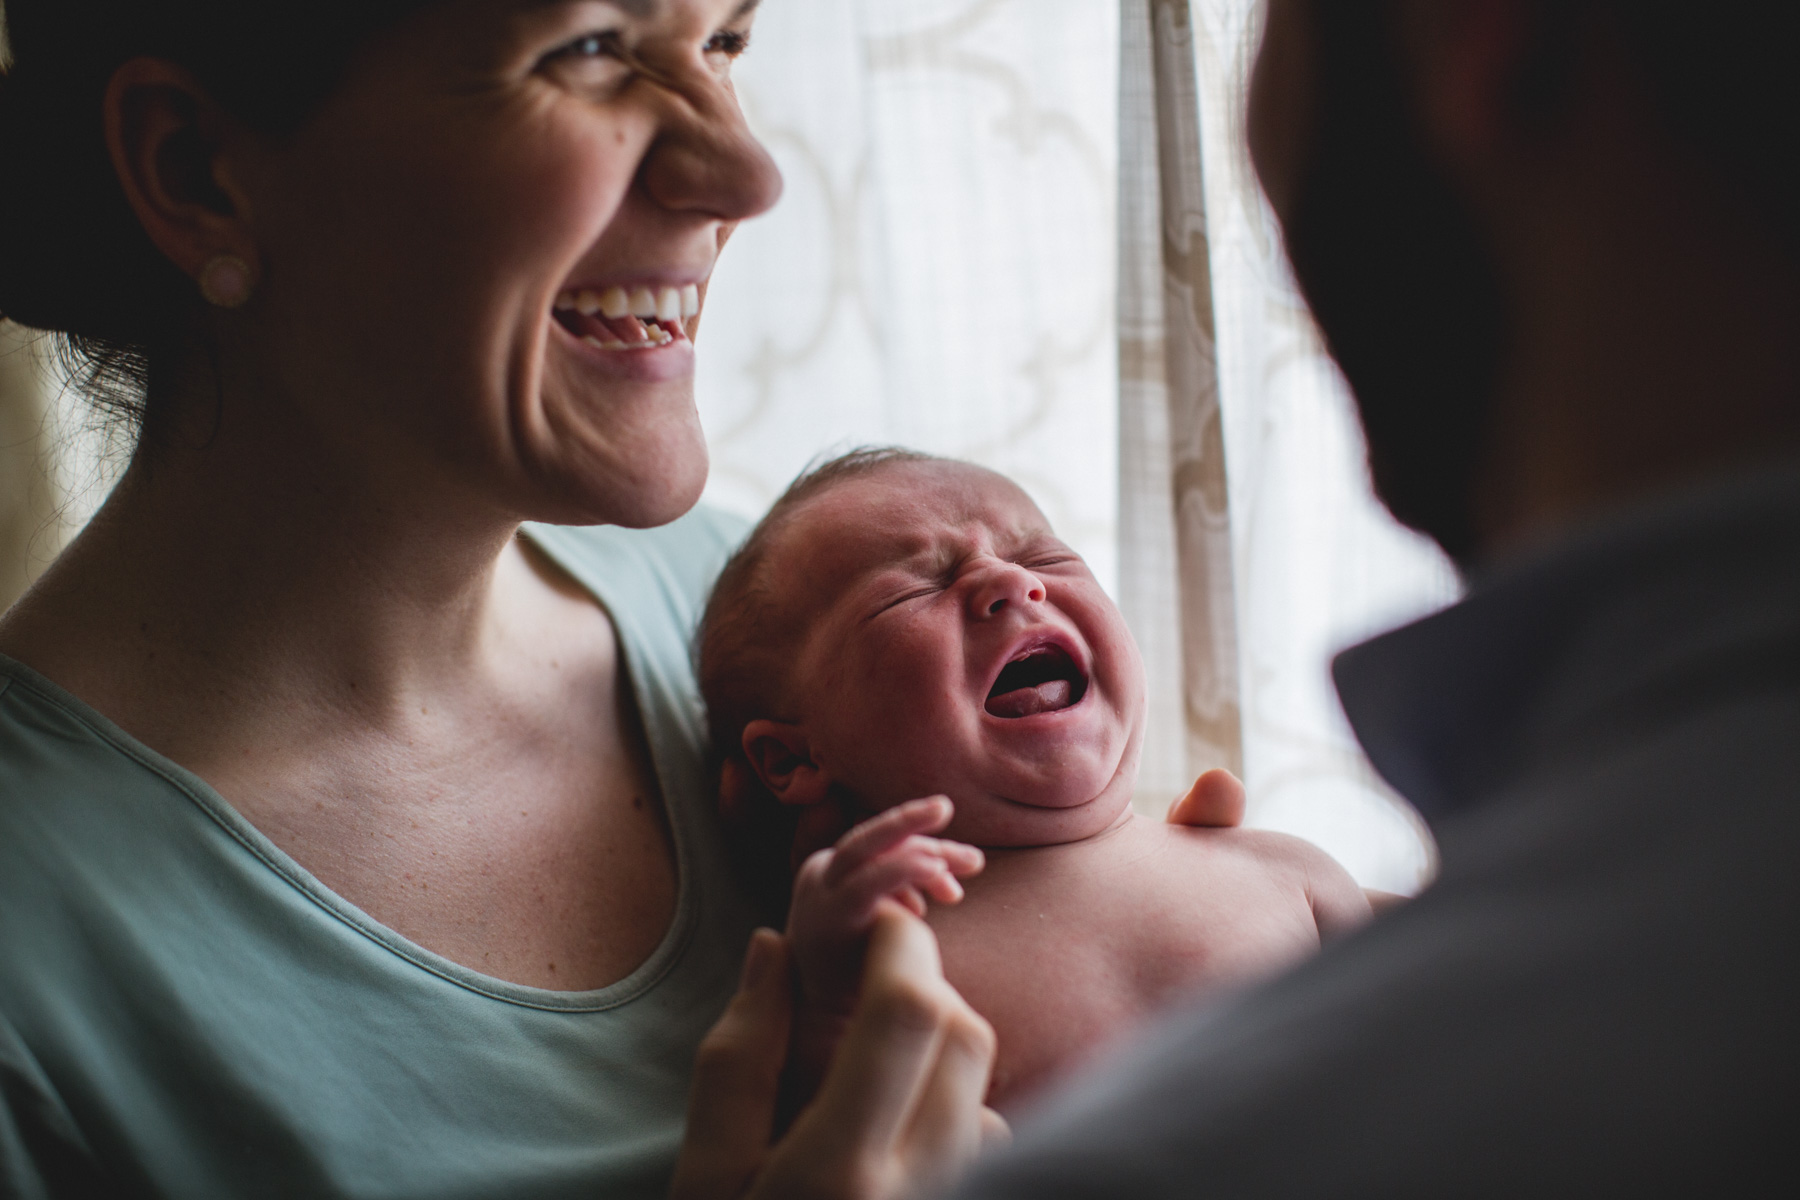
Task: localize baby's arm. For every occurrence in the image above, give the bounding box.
[1299,843,1373,939]
[784,797,984,1111]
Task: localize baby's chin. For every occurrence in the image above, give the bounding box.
[942,778,1136,848]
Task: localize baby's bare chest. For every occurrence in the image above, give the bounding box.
[927,832,1320,1110]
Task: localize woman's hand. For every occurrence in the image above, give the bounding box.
[671,912,1005,1200]
[1166,767,1247,828]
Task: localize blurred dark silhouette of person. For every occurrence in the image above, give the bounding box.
[952,0,1800,1194]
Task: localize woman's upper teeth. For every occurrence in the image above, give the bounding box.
[555,284,700,320]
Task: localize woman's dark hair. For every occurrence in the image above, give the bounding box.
[0,0,433,435]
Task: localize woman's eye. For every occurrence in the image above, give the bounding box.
[550,30,623,61]
[704,29,753,60]
[539,29,633,92]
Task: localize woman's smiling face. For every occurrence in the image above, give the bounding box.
[240,0,781,526]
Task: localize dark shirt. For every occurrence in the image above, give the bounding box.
[953,468,1800,1197]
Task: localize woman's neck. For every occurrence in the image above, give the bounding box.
[0,402,537,748]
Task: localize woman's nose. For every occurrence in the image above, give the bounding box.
[641,71,784,222]
[968,563,1048,619]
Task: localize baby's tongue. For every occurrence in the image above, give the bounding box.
[986,679,1074,719]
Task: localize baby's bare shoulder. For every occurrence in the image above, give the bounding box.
[1146,822,1370,930]
[1150,821,1330,874]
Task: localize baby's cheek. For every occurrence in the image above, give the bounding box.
[828,647,974,795]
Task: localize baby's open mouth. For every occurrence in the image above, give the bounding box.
[553,284,699,351]
[985,644,1089,719]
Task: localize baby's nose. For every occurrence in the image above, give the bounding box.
[969,563,1047,618]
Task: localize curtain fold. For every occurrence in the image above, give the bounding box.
[1123,0,1451,889]
[1118,0,1243,808]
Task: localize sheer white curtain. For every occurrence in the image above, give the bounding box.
[1185,0,1456,891]
[704,0,1450,893]
[697,0,1122,588]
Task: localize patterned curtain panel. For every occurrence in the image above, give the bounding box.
[1128,0,1458,892]
[1118,0,1243,809]
[698,0,1122,588]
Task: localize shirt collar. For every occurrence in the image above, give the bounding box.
[1333,462,1800,827]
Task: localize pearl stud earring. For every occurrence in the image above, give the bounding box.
[198,255,255,310]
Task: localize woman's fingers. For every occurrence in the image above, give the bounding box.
[893,1000,998,1195]
[670,930,793,1200]
[744,911,999,1200]
[1167,767,1247,828]
[802,908,958,1155]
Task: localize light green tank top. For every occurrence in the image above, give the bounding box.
[0,508,752,1199]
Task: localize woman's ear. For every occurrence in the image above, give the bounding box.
[741,720,832,808]
[102,57,260,286]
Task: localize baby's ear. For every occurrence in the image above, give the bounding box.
[741,720,832,808]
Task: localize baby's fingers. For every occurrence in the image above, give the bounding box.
[932,838,985,879]
[896,884,928,918]
[824,797,955,884]
[838,843,970,917]
[917,867,965,907]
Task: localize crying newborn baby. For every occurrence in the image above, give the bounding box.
[700,449,1369,1113]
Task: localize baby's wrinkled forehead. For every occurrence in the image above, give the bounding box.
[780,460,1053,579]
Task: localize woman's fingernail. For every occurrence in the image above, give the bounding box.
[741,929,779,990]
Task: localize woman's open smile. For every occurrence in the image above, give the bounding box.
[548,275,708,382]
[552,280,702,351]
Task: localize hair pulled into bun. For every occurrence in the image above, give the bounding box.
[0,0,431,433]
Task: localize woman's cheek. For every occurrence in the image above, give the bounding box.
[468,105,645,262]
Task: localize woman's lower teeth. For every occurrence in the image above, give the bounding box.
[583,323,676,351]
[555,283,699,350]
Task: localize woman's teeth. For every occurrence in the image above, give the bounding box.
[553,284,701,351]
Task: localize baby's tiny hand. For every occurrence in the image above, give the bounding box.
[788,797,984,1013]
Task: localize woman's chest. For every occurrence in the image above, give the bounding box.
[209,697,678,992]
